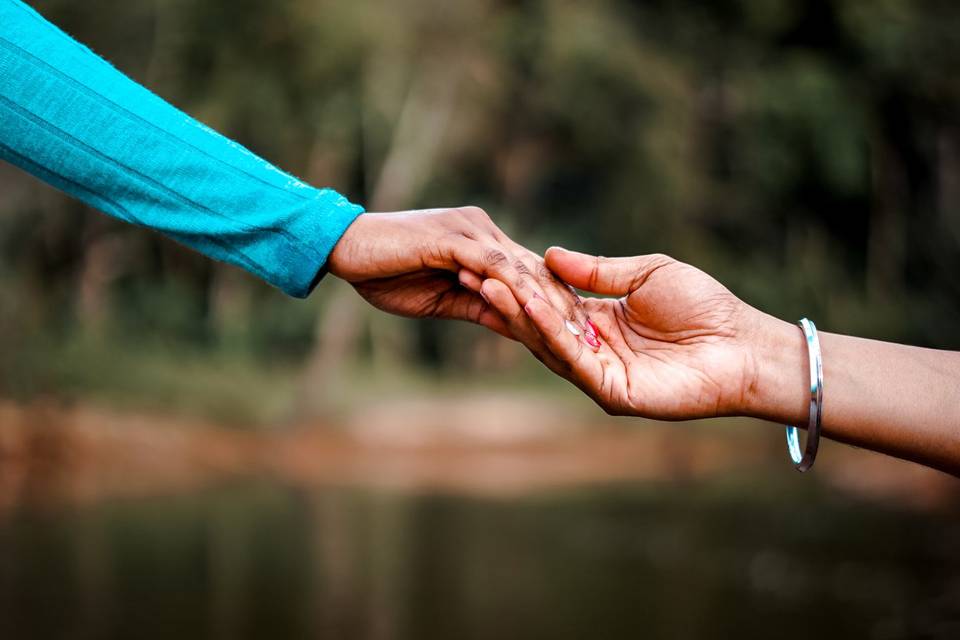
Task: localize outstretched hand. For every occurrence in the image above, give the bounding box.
[481,247,785,419]
[327,208,597,349]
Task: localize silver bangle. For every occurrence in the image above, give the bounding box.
[785,318,823,472]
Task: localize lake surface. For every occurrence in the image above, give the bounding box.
[0,476,958,639]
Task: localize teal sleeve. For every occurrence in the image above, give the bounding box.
[0,0,364,298]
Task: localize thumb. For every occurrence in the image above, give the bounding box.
[544,247,671,296]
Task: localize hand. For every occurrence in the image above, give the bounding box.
[483,247,789,419]
[328,208,597,350]
[474,246,960,475]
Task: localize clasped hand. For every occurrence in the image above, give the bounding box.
[329,209,774,422]
[328,207,599,351]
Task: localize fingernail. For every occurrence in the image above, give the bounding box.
[480,291,490,304]
[586,320,600,337]
[564,320,581,336]
[584,320,601,350]
[584,331,601,350]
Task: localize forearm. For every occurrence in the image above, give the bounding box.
[749,314,960,474]
[0,0,362,297]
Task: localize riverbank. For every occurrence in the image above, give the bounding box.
[0,396,956,517]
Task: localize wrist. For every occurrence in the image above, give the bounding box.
[328,212,375,281]
[741,312,809,425]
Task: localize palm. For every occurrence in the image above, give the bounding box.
[580,261,749,418]
[520,250,760,420]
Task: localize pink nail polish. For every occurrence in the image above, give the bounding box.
[584,332,601,350]
[586,320,600,337]
[584,319,601,350]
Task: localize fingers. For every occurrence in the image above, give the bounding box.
[449,237,550,309]
[432,286,516,340]
[474,307,515,340]
[544,247,674,297]
[462,253,601,353]
[479,279,568,375]
[425,210,597,346]
[460,269,580,366]
[521,293,605,392]
[495,236,599,350]
[457,268,484,293]
[528,255,600,351]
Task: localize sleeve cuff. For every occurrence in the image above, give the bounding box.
[278,189,364,298]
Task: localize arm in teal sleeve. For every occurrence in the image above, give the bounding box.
[0,0,364,297]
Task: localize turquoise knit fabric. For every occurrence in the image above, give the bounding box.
[0,0,364,297]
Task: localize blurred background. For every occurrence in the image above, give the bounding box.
[1,0,959,638]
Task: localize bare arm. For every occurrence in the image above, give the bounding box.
[751,322,960,474]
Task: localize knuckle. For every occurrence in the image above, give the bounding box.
[631,253,677,289]
[647,253,676,269]
[536,263,554,281]
[457,206,489,222]
[513,260,532,277]
[589,255,602,291]
[483,247,509,268]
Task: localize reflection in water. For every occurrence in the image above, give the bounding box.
[1,478,959,639]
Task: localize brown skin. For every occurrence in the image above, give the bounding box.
[477,247,960,476]
[327,208,594,367]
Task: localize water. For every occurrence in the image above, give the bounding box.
[0,477,958,639]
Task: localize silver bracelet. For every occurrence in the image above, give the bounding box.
[785,318,823,472]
